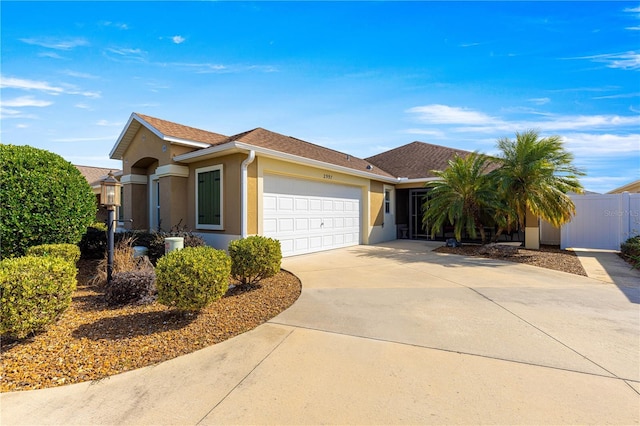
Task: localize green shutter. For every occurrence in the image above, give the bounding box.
[198,169,221,226]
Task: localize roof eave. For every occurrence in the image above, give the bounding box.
[174,142,399,183]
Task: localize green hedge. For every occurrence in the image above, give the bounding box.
[621,236,640,269]
[27,243,81,264]
[155,246,231,311]
[0,256,77,338]
[229,236,282,285]
[0,145,96,259]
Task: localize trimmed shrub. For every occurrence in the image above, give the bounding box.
[104,269,156,306]
[229,236,282,285]
[0,145,96,259]
[0,256,77,338]
[621,236,640,269]
[155,246,231,311]
[27,243,81,264]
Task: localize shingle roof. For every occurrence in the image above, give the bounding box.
[225,128,396,179]
[136,113,227,145]
[365,141,473,179]
[75,165,117,187]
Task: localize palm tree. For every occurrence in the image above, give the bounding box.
[422,152,503,243]
[495,130,584,230]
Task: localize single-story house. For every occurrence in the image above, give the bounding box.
[109,113,525,256]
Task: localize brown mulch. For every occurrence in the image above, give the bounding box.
[434,244,588,276]
[1,260,301,392]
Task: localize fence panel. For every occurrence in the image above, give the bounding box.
[561,193,639,250]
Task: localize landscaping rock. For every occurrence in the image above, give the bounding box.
[478,243,519,257]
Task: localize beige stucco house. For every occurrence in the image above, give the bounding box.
[109,113,523,256]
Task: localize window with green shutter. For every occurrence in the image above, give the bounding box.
[196,165,223,229]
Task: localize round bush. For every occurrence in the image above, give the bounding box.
[229,236,282,285]
[27,243,81,264]
[0,256,77,338]
[0,145,96,259]
[105,269,156,306]
[155,246,231,311]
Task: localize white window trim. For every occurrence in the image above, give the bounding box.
[195,164,224,231]
[384,185,394,216]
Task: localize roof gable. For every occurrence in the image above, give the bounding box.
[366,141,473,179]
[110,113,227,159]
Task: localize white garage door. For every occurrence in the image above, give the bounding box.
[263,174,361,257]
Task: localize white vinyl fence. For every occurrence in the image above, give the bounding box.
[561,193,640,250]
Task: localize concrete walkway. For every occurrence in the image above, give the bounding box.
[2,241,639,425]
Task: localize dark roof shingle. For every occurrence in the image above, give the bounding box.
[136,113,228,145]
[365,141,472,179]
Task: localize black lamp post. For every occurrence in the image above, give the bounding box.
[100,171,121,284]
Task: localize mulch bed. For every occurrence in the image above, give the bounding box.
[435,244,588,276]
[1,260,301,392]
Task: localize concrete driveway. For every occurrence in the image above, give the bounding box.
[2,241,639,425]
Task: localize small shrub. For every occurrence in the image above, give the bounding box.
[27,243,81,264]
[90,222,108,232]
[104,269,156,306]
[229,236,282,285]
[155,246,231,311]
[0,256,77,338]
[621,236,640,269]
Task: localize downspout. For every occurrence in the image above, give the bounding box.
[240,150,256,238]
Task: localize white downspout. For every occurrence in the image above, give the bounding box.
[240,150,256,238]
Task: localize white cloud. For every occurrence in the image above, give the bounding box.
[528,97,550,105]
[561,133,640,157]
[575,51,640,71]
[75,103,93,110]
[402,128,446,138]
[172,35,185,44]
[0,108,37,119]
[0,76,64,94]
[592,92,640,99]
[1,96,53,107]
[61,70,99,79]
[96,119,122,127]
[100,21,129,30]
[52,136,117,142]
[105,47,146,62]
[406,104,496,125]
[16,124,29,129]
[38,52,64,59]
[20,37,89,50]
[626,26,640,31]
[406,104,640,135]
[623,6,640,13]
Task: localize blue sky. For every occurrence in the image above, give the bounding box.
[1,1,639,193]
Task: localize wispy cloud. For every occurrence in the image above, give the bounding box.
[0,108,37,120]
[96,119,123,127]
[172,35,185,44]
[459,42,481,48]
[0,76,64,94]
[75,103,93,110]
[20,37,89,50]
[1,76,101,98]
[38,52,65,59]
[592,92,640,100]
[61,70,99,79]
[52,136,118,143]
[528,97,550,105]
[104,47,147,62]
[572,51,640,71]
[1,96,53,107]
[99,21,129,30]
[401,128,446,139]
[407,105,496,125]
[561,133,640,157]
[624,6,640,13]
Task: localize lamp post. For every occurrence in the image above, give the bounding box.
[100,171,121,284]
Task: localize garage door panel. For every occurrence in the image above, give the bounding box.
[263,174,361,257]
